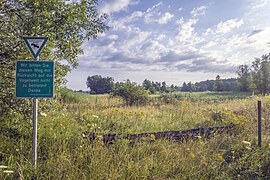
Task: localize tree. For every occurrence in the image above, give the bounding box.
[213,75,223,92]
[251,57,263,94]
[248,54,270,94]
[261,55,270,94]
[181,82,189,92]
[237,65,251,92]
[142,79,152,90]
[0,0,108,123]
[161,81,167,92]
[112,80,149,106]
[194,82,207,92]
[148,86,157,94]
[170,84,177,92]
[187,82,194,92]
[153,81,161,91]
[86,75,114,94]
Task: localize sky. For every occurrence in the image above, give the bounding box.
[66,0,270,90]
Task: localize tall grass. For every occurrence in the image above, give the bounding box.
[1,91,270,179]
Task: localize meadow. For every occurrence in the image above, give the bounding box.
[1,90,270,179]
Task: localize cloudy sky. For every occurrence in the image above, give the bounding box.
[66,0,270,90]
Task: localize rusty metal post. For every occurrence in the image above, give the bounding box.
[258,100,262,148]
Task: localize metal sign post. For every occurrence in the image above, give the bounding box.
[17,36,52,169]
[33,56,38,168]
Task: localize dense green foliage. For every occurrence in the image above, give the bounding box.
[86,76,180,94]
[86,75,114,94]
[0,0,108,123]
[182,78,238,92]
[112,80,149,106]
[237,54,270,94]
[85,75,240,94]
[142,80,179,93]
[2,91,270,179]
[213,75,223,92]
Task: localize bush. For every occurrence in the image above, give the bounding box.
[159,93,178,104]
[112,80,149,106]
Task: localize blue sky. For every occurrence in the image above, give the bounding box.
[66,0,270,90]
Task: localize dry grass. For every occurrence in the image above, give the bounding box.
[1,92,270,179]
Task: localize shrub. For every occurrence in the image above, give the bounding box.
[159,93,178,104]
[112,80,149,106]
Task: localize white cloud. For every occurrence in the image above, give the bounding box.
[139,40,167,60]
[216,19,244,33]
[76,0,270,86]
[247,27,270,51]
[247,0,269,15]
[156,34,166,41]
[191,6,207,17]
[99,0,133,14]
[205,19,244,35]
[112,11,142,28]
[108,34,119,41]
[245,0,270,29]
[176,17,199,45]
[120,30,151,52]
[143,2,174,25]
[144,2,162,23]
[158,12,174,24]
[146,2,163,13]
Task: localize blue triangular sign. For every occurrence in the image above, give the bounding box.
[23,36,48,59]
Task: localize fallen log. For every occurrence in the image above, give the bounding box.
[82,124,235,145]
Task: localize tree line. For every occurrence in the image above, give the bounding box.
[181,77,238,92]
[86,75,238,94]
[86,75,180,94]
[237,54,270,95]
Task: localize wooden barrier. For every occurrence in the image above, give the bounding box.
[83,124,235,145]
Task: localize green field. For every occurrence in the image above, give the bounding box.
[1,91,270,179]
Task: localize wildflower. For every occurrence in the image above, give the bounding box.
[82,132,88,138]
[3,170,14,174]
[190,152,195,159]
[149,134,156,141]
[92,115,99,118]
[216,153,224,162]
[40,112,47,117]
[242,140,251,146]
[0,165,7,169]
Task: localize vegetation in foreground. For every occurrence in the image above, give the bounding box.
[1,91,270,179]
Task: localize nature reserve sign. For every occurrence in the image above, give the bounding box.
[16,60,54,98]
[23,36,48,59]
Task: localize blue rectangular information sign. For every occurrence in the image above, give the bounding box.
[16,61,54,98]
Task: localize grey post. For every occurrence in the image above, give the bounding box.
[258,100,262,148]
[33,56,39,168]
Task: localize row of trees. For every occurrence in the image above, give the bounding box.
[86,75,238,94]
[181,77,238,92]
[142,79,180,94]
[237,54,270,94]
[86,75,181,94]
